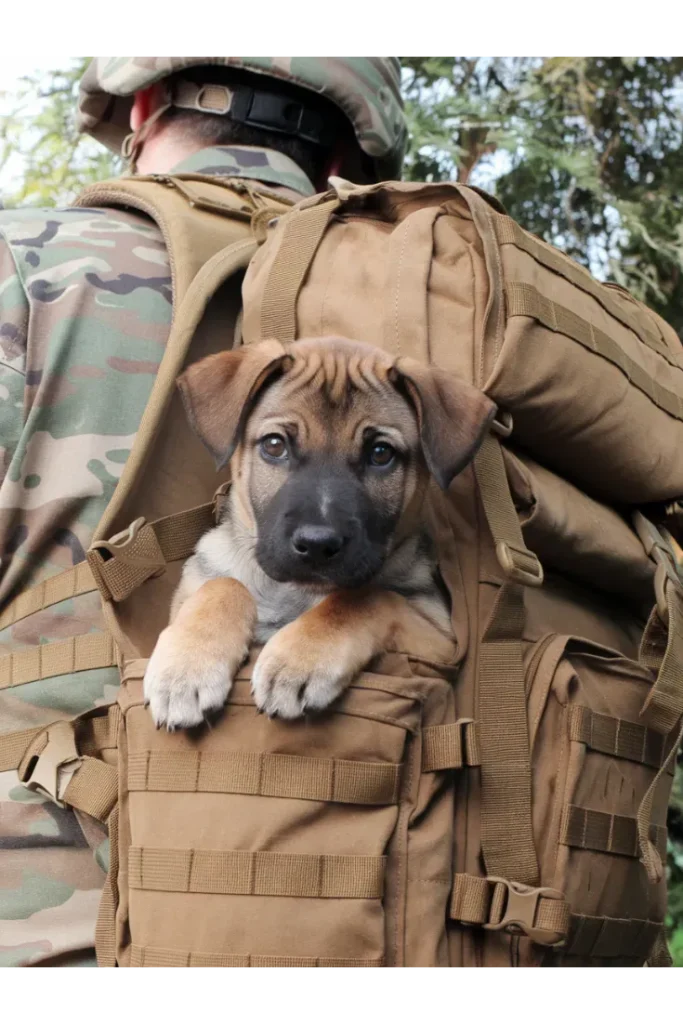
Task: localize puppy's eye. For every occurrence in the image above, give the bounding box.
[260,434,288,461]
[368,442,396,467]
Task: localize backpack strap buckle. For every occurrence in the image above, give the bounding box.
[483,877,568,946]
[87,517,166,603]
[17,721,79,806]
[495,540,544,587]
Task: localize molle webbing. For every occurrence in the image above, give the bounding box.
[560,805,667,860]
[421,719,480,771]
[129,946,384,968]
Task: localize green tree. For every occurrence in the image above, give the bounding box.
[401,57,683,337]
[0,58,119,208]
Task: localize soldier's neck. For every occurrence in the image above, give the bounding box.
[135,131,200,175]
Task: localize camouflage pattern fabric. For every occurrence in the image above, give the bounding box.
[77,57,408,181]
[0,145,313,967]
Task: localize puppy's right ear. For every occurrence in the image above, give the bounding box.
[177,339,290,468]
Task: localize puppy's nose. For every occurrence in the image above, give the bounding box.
[292,525,345,562]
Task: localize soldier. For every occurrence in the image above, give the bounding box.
[0,57,407,967]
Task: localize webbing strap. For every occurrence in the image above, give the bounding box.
[129,848,385,899]
[62,758,118,824]
[560,804,667,859]
[0,502,214,629]
[421,720,480,772]
[568,706,672,770]
[566,913,664,960]
[506,282,683,422]
[495,217,681,369]
[449,873,570,946]
[130,945,385,968]
[79,704,122,756]
[94,237,257,543]
[128,750,401,805]
[0,562,95,632]
[473,432,540,887]
[474,433,543,587]
[450,877,667,960]
[14,717,118,823]
[477,585,539,885]
[95,803,119,967]
[259,198,340,343]
[636,712,683,884]
[0,632,116,690]
[0,725,44,772]
[87,503,214,603]
[0,703,120,776]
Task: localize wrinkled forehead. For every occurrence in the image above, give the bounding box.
[246,341,419,442]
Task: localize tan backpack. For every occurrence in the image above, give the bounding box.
[3,177,683,967]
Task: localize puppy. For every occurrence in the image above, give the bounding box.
[144,336,495,729]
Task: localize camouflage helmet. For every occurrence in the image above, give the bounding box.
[77,57,407,181]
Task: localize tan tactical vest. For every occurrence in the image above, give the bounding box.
[2,176,682,967]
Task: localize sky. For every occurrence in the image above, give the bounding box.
[0,57,72,196]
[0,57,46,95]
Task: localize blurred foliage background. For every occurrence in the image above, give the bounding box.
[1,55,683,962]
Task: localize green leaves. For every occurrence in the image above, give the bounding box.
[0,58,120,208]
[401,57,683,337]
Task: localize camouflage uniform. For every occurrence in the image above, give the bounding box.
[0,55,407,968]
[0,145,314,967]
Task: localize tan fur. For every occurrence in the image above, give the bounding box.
[146,577,257,729]
[252,589,456,718]
[144,336,493,726]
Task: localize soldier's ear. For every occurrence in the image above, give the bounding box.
[392,358,497,491]
[177,339,290,469]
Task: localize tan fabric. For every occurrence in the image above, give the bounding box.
[0,503,214,633]
[568,706,671,770]
[0,561,95,630]
[62,758,118,824]
[4,176,683,967]
[128,848,386,898]
[493,216,676,364]
[129,945,385,967]
[474,435,541,886]
[422,720,480,771]
[128,750,401,804]
[105,669,457,967]
[450,873,571,946]
[0,632,117,689]
[560,804,667,859]
[244,178,683,504]
[240,180,682,966]
[0,725,44,771]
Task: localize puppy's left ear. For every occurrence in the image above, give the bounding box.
[393,359,497,490]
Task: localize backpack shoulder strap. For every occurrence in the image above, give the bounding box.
[0,177,290,679]
[73,173,291,309]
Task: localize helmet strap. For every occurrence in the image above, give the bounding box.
[121,98,172,173]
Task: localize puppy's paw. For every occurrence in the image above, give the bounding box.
[144,626,248,731]
[252,624,358,719]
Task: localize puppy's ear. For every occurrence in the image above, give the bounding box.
[393,358,497,491]
[177,339,290,468]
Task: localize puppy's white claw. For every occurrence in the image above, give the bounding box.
[251,651,348,720]
[144,628,242,730]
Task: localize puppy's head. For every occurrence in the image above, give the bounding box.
[178,337,495,588]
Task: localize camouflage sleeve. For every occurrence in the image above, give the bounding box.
[0,229,28,488]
